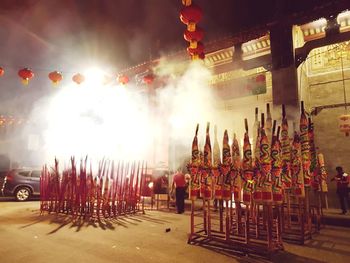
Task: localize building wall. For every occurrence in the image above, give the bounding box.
[211,42,350,209]
[304,43,350,208]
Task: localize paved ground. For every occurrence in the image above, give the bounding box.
[1,201,350,263]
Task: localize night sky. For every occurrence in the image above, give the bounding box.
[0,0,337,69]
[0,0,286,68]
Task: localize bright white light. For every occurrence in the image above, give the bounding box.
[84,67,107,86]
[148,182,154,188]
[43,81,153,163]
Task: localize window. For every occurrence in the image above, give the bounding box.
[31,171,41,178]
[18,171,30,177]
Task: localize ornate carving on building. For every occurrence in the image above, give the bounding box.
[307,41,350,75]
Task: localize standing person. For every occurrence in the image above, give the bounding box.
[331,166,349,214]
[171,170,186,214]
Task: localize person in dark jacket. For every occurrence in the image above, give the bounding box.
[331,166,349,214]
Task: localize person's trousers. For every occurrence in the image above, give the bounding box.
[337,191,349,213]
[175,187,186,213]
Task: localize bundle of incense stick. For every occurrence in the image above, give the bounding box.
[40,158,146,219]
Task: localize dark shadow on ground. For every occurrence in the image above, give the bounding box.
[44,213,127,234]
[18,210,170,234]
[270,251,328,263]
[303,238,350,257]
[190,240,327,263]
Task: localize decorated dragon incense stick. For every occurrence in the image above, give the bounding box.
[271,125,283,204]
[220,129,233,239]
[281,104,292,189]
[253,121,262,203]
[242,118,254,205]
[300,101,311,187]
[308,118,319,191]
[266,103,273,143]
[212,125,223,200]
[201,122,213,200]
[187,124,201,200]
[231,133,242,202]
[291,132,305,197]
[317,153,328,193]
[252,107,259,154]
[259,113,273,203]
[220,130,232,200]
[231,131,243,234]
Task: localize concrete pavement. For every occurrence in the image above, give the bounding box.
[1,201,350,263]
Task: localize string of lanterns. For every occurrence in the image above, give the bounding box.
[180,0,205,60]
[0,66,157,87]
[0,115,25,128]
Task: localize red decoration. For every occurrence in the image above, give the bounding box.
[199,52,205,60]
[339,114,350,136]
[182,0,192,6]
[118,75,129,85]
[256,74,266,82]
[48,71,63,85]
[72,73,85,85]
[0,67,4,77]
[184,27,204,42]
[180,4,203,26]
[18,68,34,85]
[187,41,204,55]
[143,74,155,85]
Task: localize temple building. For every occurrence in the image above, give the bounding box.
[119,0,350,208]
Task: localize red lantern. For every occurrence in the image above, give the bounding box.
[182,0,192,6]
[18,68,34,85]
[48,71,63,85]
[72,73,85,85]
[339,114,350,136]
[199,52,205,60]
[184,27,204,42]
[256,74,266,82]
[187,41,204,55]
[143,74,155,85]
[118,74,129,85]
[0,67,4,77]
[180,4,203,31]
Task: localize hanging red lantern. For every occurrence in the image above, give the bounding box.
[48,71,63,85]
[18,68,34,85]
[199,52,205,60]
[184,27,204,42]
[118,74,129,85]
[0,67,4,77]
[72,73,85,85]
[182,0,192,6]
[256,74,266,82]
[143,74,155,85]
[187,41,204,55]
[180,3,203,31]
[339,114,350,136]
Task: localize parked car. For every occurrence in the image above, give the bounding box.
[2,169,41,201]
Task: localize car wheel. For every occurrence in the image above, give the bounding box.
[15,187,31,201]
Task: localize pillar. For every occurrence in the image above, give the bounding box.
[270,25,299,107]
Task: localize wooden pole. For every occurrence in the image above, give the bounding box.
[219,199,223,232]
[245,204,250,244]
[203,199,207,235]
[188,199,195,243]
[225,200,230,241]
[207,200,212,237]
